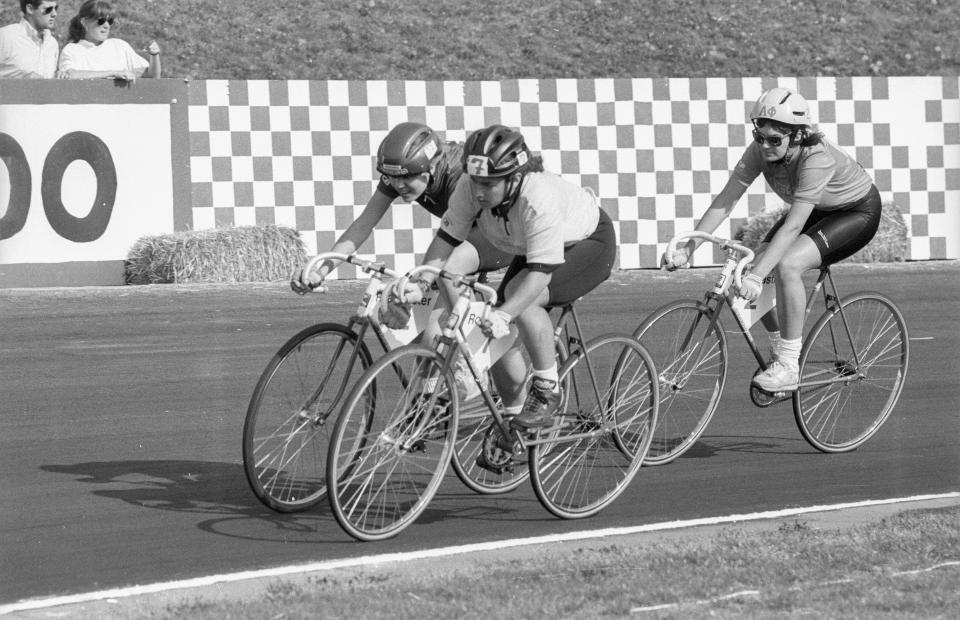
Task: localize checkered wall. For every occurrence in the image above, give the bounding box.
[186,76,959,279]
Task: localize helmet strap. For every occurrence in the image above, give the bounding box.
[492,172,525,217]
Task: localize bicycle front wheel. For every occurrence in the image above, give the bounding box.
[327,344,458,541]
[633,300,727,465]
[530,335,658,520]
[794,292,909,453]
[242,323,371,512]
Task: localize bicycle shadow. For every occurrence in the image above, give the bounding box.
[679,434,816,458]
[412,484,541,526]
[40,459,347,544]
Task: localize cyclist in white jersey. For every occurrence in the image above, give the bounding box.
[663,87,882,393]
[389,125,617,428]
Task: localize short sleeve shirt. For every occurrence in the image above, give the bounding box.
[0,20,58,78]
[732,138,873,210]
[58,38,149,76]
[440,171,601,266]
[375,142,463,219]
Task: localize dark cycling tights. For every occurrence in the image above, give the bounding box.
[766,184,882,265]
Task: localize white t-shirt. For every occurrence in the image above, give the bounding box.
[440,172,600,267]
[0,19,59,78]
[57,38,148,77]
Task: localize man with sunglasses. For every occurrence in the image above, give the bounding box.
[292,121,512,293]
[662,87,881,393]
[0,1,60,78]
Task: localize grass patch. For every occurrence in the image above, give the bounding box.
[3,1,956,80]
[93,504,960,619]
[124,225,305,284]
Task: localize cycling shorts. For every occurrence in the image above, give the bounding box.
[498,209,616,307]
[764,184,882,265]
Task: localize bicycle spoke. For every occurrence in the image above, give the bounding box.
[634,302,726,465]
[794,294,908,453]
[328,345,457,541]
[531,335,656,519]
[243,324,370,512]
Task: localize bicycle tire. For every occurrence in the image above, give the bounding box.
[529,335,658,519]
[794,292,909,453]
[451,340,568,495]
[327,344,458,541]
[632,300,727,465]
[242,323,372,512]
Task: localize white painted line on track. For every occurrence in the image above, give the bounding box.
[2,492,957,616]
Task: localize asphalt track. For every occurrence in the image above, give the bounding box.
[1,261,958,607]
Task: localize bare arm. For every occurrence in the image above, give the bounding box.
[687,175,749,252]
[142,40,161,78]
[309,189,394,279]
[60,68,138,80]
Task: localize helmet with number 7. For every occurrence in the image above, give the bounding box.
[376,122,443,176]
[462,125,530,178]
[749,87,813,128]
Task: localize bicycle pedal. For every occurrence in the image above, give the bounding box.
[475,453,514,475]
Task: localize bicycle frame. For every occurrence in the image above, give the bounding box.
[294,252,431,423]
[667,233,870,392]
[395,266,624,457]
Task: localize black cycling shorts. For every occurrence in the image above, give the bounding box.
[498,209,617,307]
[764,184,882,265]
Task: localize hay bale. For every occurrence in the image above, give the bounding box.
[733,201,908,263]
[125,225,307,284]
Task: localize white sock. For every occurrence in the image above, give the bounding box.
[532,365,559,392]
[777,338,802,371]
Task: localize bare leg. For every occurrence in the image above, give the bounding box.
[774,235,821,341]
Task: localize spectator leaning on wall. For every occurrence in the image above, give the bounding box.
[0,0,60,79]
[58,0,161,80]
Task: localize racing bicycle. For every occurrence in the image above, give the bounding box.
[326,265,659,541]
[242,253,520,512]
[634,231,909,465]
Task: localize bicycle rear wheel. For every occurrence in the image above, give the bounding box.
[529,335,657,519]
[794,292,909,452]
[327,344,458,541]
[242,323,371,512]
[632,300,727,465]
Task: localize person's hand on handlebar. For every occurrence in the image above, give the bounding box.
[661,240,694,271]
[479,309,512,339]
[290,260,334,295]
[390,278,431,304]
[737,272,763,302]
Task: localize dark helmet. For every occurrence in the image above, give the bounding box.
[462,125,530,178]
[376,122,443,176]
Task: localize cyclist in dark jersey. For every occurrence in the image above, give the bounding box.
[292,122,511,292]
[663,87,882,393]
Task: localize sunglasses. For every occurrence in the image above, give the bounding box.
[96,16,116,25]
[752,128,787,147]
[382,172,421,182]
[40,4,58,14]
